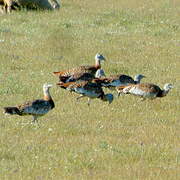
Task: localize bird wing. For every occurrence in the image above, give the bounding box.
[67,81,89,89]
[123,83,161,96]
[93,74,134,87]
[137,83,161,93]
[118,75,135,84]
[66,72,95,82]
[18,99,52,115]
[94,77,121,87]
[68,81,103,98]
[53,65,97,78]
[93,77,113,84]
[57,81,75,89]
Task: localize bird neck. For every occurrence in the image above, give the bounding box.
[95,59,101,68]
[157,88,169,97]
[161,89,170,97]
[134,76,140,84]
[43,88,52,101]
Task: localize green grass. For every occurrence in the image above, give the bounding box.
[0,0,179,179]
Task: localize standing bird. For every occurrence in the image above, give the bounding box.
[4,84,55,123]
[121,83,173,100]
[53,53,106,82]
[57,81,113,105]
[93,73,145,90]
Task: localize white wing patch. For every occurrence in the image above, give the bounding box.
[129,87,145,96]
[123,86,157,98]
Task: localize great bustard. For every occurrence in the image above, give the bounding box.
[121,83,173,100]
[53,53,106,82]
[4,83,55,123]
[93,73,145,90]
[57,80,113,105]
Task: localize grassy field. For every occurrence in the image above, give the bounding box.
[0,0,179,179]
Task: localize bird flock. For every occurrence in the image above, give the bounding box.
[4,53,173,124]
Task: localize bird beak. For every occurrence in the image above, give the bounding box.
[100,55,106,61]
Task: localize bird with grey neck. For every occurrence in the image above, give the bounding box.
[122,83,173,100]
[4,83,55,124]
[53,53,106,83]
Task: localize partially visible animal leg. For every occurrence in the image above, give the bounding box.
[32,116,38,123]
[2,4,6,13]
[140,97,146,101]
[0,5,4,14]
[32,116,40,128]
[117,91,123,97]
[87,98,91,106]
[7,5,11,13]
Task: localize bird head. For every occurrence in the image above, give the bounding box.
[95,53,106,62]
[163,83,173,91]
[95,69,106,78]
[134,74,146,82]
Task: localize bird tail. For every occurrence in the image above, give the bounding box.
[3,107,21,115]
[53,71,63,76]
[116,85,128,96]
[57,82,74,89]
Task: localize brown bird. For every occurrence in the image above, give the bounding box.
[93,73,145,90]
[120,83,173,100]
[4,84,55,123]
[53,53,106,82]
[63,68,106,83]
[57,81,113,105]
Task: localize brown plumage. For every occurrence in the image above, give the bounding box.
[53,53,106,82]
[93,73,145,90]
[58,68,106,83]
[59,72,96,83]
[4,84,55,123]
[120,83,173,100]
[57,80,113,105]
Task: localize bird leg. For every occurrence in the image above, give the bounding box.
[117,92,121,97]
[87,98,91,106]
[76,95,85,101]
[140,97,146,101]
[32,116,40,128]
[32,115,38,123]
